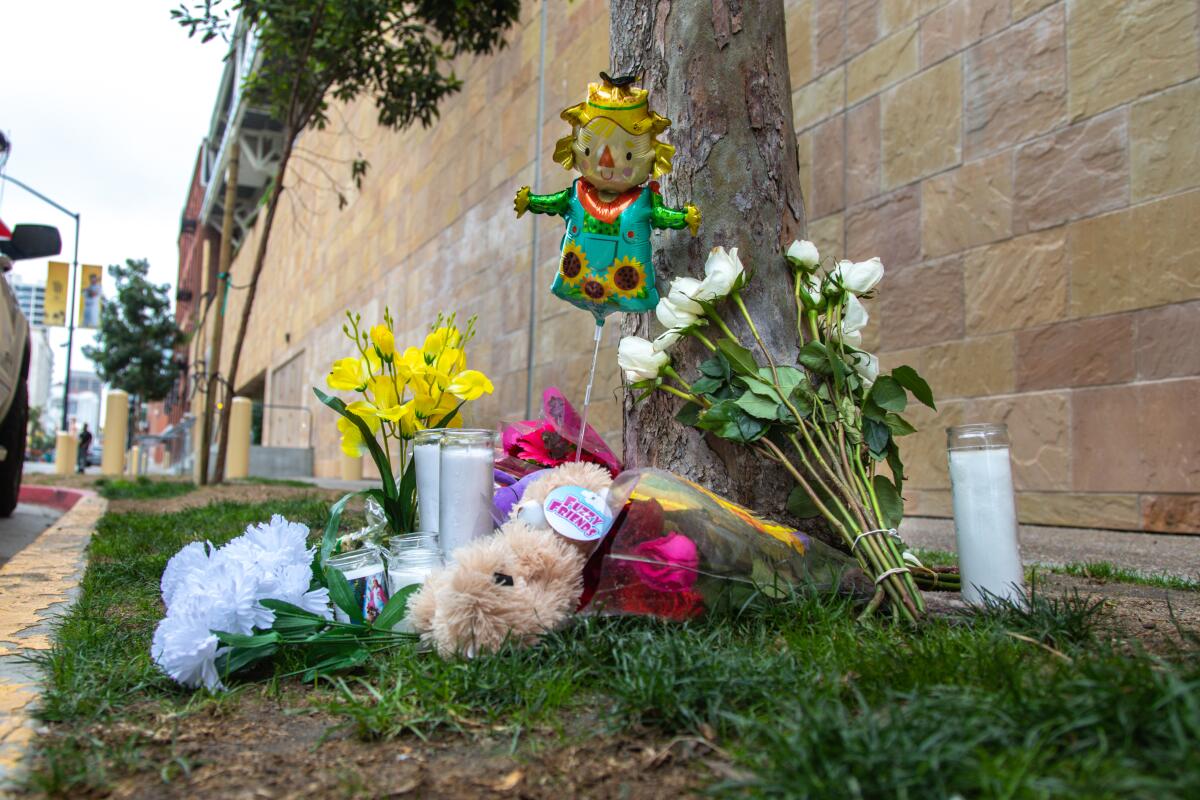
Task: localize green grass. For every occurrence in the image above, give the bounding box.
[28,500,1200,798]
[93,475,196,501]
[914,548,1200,592]
[232,476,314,489]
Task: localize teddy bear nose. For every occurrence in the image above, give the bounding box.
[599,145,615,168]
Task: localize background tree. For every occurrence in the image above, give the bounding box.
[611,0,811,527]
[83,259,184,438]
[174,0,522,482]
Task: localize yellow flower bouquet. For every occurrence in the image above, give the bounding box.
[314,309,493,537]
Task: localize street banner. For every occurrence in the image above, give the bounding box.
[45,260,69,326]
[78,264,103,328]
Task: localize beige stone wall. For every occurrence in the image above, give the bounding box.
[789,0,1200,533]
[198,0,1200,533]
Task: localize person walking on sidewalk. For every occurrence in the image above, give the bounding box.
[76,424,93,473]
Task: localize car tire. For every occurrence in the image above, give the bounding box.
[0,344,30,517]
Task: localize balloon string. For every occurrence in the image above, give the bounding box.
[575,322,604,462]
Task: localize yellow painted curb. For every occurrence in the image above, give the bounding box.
[0,493,106,791]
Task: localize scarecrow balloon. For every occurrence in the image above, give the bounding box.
[515,72,700,324]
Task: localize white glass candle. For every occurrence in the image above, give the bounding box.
[439,429,497,562]
[413,430,443,532]
[947,424,1025,605]
[385,534,442,632]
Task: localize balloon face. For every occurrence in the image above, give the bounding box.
[572,118,656,194]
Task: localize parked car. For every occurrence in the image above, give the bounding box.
[1,221,62,516]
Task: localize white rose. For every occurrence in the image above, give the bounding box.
[786,239,820,270]
[850,351,879,388]
[656,295,701,330]
[652,329,683,352]
[697,246,745,299]
[841,294,869,337]
[618,336,669,382]
[667,277,705,314]
[833,257,884,296]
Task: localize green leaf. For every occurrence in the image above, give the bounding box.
[869,375,907,412]
[690,376,724,395]
[675,402,703,427]
[886,442,906,495]
[213,630,282,649]
[892,365,936,410]
[697,400,767,443]
[717,338,759,376]
[864,418,891,455]
[735,391,782,420]
[324,566,363,625]
[798,342,831,374]
[698,352,731,380]
[373,584,420,631]
[321,490,368,568]
[873,474,904,529]
[884,413,917,437]
[787,486,822,518]
[301,647,371,683]
[217,643,278,677]
[313,386,396,498]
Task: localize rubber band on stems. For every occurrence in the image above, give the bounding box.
[874,566,912,584]
[850,528,899,553]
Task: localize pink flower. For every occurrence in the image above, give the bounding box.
[631,532,700,592]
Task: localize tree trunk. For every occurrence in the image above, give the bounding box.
[213,138,292,483]
[612,0,812,524]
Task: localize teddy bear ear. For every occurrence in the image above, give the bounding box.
[516,500,547,529]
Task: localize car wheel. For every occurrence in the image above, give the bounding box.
[0,344,30,517]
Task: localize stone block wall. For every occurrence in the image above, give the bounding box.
[789,0,1200,533]
[197,0,1200,533]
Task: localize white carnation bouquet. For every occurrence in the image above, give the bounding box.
[153,515,415,690]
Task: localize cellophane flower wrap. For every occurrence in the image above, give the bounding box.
[583,469,853,620]
[496,387,621,478]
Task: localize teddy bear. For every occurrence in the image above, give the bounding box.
[405,461,614,658]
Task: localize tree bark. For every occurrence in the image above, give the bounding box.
[612,0,811,525]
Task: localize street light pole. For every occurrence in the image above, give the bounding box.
[0,174,82,432]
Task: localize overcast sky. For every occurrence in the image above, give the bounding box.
[2,0,227,384]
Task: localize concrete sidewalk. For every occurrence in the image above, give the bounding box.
[900,516,1200,579]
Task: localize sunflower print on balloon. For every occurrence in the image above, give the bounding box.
[515,72,701,323]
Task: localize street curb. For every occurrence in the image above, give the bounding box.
[0,488,106,792]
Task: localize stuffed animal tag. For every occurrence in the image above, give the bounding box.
[544,485,614,542]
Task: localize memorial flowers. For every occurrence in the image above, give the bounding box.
[315,309,494,535]
[620,243,938,621]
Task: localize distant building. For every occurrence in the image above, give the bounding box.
[47,370,102,436]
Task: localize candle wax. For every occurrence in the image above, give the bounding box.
[414,442,441,532]
[949,447,1025,605]
[439,446,494,562]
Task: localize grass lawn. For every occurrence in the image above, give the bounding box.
[23,494,1200,798]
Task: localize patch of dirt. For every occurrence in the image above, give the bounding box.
[1037,572,1200,653]
[105,483,346,515]
[54,694,715,800]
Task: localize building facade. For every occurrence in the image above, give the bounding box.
[181,0,1200,533]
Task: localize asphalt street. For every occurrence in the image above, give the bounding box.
[0,503,63,570]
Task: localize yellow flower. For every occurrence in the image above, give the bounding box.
[446,369,494,401]
[559,241,587,287]
[423,326,462,358]
[365,376,411,422]
[337,401,380,457]
[327,353,381,392]
[370,324,395,359]
[607,256,648,299]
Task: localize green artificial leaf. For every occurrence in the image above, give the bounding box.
[213,630,282,649]
[675,402,703,427]
[301,647,371,683]
[321,490,368,568]
[324,566,363,625]
[735,391,783,421]
[699,351,731,380]
[869,375,907,412]
[884,413,917,437]
[373,584,420,631]
[892,365,936,410]
[864,418,891,456]
[217,643,279,677]
[690,376,724,395]
[314,387,396,497]
[798,341,831,374]
[717,338,759,376]
[787,486,822,518]
[873,474,904,529]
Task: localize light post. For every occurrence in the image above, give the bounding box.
[0,174,82,432]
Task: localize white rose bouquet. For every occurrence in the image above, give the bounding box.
[619,243,946,621]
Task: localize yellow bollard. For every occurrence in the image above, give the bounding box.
[127,446,141,477]
[100,389,129,476]
[227,397,253,479]
[340,453,364,481]
[54,431,76,475]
